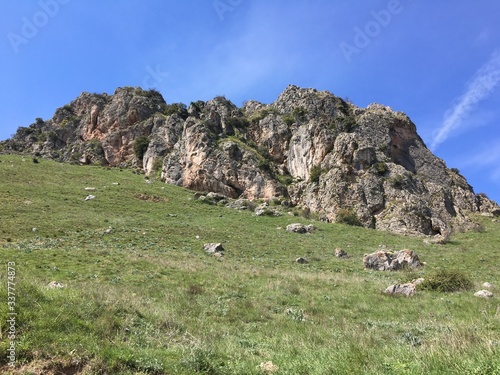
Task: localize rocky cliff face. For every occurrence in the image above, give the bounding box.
[3,85,499,236]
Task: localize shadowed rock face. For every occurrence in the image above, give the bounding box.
[3,85,499,236]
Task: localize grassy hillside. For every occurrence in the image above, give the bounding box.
[0,154,499,374]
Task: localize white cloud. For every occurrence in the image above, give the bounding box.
[430,50,500,151]
[463,139,500,167]
[460,138,500,183]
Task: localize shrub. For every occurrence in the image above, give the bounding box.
[283,114,294,126]
[388,174,405,189]
[373,162,388,175]
[133,136,150,160]
[257,157,271,171]
[450,167,460,174]
[292,106,308,122]
[309,165,325,183]
[152,158,163,177]
[277,173,294,186]
[420,269,473,292]
[249,109,269,124]
[225,116,249,129]
[330,115,356,134]
[163,102,188,119]
[136,88,161,98]
[335,209,362,227]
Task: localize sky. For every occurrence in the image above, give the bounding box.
[1,0,499,202]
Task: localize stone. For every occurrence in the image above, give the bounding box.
[286,223,315,234]
[48,281,64,289]
[334,248,348,258]
[363,251,392,271]
[483,282,493,289]
[385,283,416,297]
[259,361,279,373]
[204,243,224,255]
[363,249,422,271]
[392,249,423,270]
[474,290,493,298]
[295,257,308,264]
[412,278,425,286]
[206,192,227,202]
[84,187,96,191]
[255,202,282,217]
[226,198,253,210]
[84,195,96,201]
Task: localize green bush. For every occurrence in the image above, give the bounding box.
[283,114,294,126]
[335,209,363,227]
[373,162,388,175]
[163,102,188,119]
[257,157,271,171]
[420,269,473,292]
[225,116,249,129]
[277,173,294,186]
[133,136,150,160]
[292,106,308,122]
[388,174,405,189]
[309,165,325,183]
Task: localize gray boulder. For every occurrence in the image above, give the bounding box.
[286,223,316,234]
[363,249,422,271]
[385,283,416,297]
[204,243,224,255]
[334,248,348,258]
[474,290,493,298]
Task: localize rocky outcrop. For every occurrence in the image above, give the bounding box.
[3,85,499,236]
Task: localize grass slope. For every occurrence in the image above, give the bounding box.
[0,155,499,374]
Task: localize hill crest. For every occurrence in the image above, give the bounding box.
[2,85,499,236]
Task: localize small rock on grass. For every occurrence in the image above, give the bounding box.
[385,283,416,297]
[335,248,348,258]
[204,243,224,255]
[295,257,308,264]
[48,281,64,289]
[259,361,279,373]
[286,223,316,234]
[474,290,493,298]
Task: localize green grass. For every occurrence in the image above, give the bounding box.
[0,155,499,374]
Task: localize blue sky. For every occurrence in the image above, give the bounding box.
[1,0,499,202]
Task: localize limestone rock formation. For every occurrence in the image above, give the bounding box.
[3,85,499,236]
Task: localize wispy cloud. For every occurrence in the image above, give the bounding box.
[460,138,500,183]
[430,50,500,151]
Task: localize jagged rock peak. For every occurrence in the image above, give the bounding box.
[2,85,499,236]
